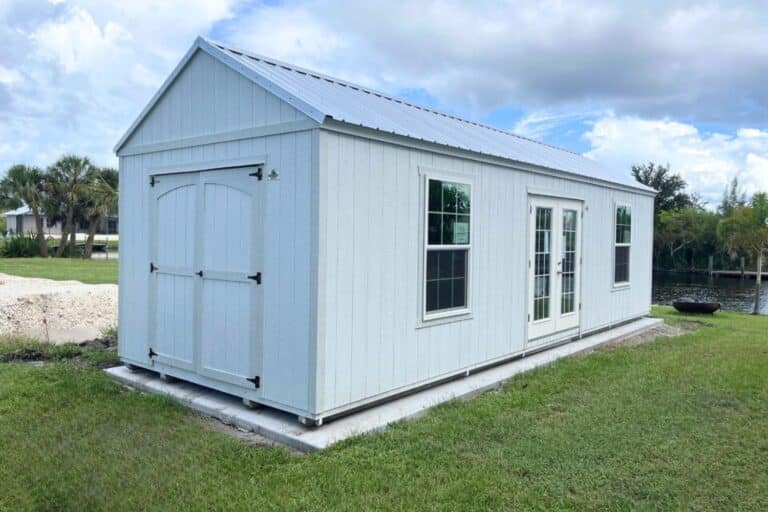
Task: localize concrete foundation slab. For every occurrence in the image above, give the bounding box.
[106,316,663,452]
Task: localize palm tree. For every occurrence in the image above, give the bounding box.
[80,168,118,258]
[0,164,49,257]
[718,192,768,314]
[48,155,96,257]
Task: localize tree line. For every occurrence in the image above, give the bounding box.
[0,155,117,258]
[635,162,768,314]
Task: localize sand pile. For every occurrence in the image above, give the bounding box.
[0,272,117,344]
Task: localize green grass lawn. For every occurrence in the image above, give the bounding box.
[0,257,117,284]
[1,307,767,511]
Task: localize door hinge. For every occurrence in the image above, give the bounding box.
[148,347,157,358]
[246,376,261,388]
[249,167,263,180]
[195,270,203,277]
[149,175,157,187]
[248,272,262,284]
[150,262,156,273]
[528,313,531,322]
[579,302,583,310]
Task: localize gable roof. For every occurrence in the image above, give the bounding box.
[116,37,654,194]
[3,204,30,217]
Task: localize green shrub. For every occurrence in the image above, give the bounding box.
[0,234,38,257]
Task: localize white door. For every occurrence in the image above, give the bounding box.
[197,169,263,387]
[527,196,582,341]
[149,168,263,390]
[148,172,198,371]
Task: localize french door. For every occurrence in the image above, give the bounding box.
[527,196,582,340]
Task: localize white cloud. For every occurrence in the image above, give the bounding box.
[584,114,768,205]
[0,0,241,172]
[30,6,132,74]
[0,65,22,86]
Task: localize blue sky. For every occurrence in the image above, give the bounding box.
[1,0,767,206]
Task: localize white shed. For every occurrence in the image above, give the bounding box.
[115,37,655,425]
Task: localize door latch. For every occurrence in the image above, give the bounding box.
[249,167,263,180]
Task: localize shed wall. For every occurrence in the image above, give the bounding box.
[118,48,317,414]
[315,129,653,415]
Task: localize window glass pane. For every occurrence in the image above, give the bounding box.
[452,277,466,307]
[426,280,438,312]
[438,250,454,279]
[428,179,442,212]
[533,206,553,321]
[442,182,458,212]
[615,246,630,283]
[455,215,470,244]
[426,251,439,280]
[615,205,631,244]
[428,213,441,244]
[457,184,471,214]
[425,248,468,313]
[442,214,455,245]
[438,278,453,310]
[452,249,466,278]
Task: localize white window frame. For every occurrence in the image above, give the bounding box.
[613,202,631,287]
[421,170,473,323]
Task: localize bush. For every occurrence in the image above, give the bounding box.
[0,234,38,257]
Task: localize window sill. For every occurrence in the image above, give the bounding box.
[416,311,473,329]
[611,283,631,291]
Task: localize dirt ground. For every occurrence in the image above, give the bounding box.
[0,272,117,343]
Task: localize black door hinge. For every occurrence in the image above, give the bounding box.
[246,376,261,388]
[150,262,157,273]
[195,270,203,277]
[150,175,156,187]
[248,272,262,284]
[148,347,157,358]
[249,167,263,180]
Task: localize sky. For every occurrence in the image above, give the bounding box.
[1,0,767,206]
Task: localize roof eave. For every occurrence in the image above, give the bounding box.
[321,119,657,196]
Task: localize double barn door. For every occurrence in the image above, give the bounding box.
[528,196,583,340]
[148,168,263,390]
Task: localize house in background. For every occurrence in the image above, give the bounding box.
[2,204,118,237]
[115,37,655,425]
[2,205,62,236]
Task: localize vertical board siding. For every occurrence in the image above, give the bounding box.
[118,52,315,413]
[122,50,308,150]
[317,130,653,415]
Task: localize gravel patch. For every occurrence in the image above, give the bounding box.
[0,272,117,344]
